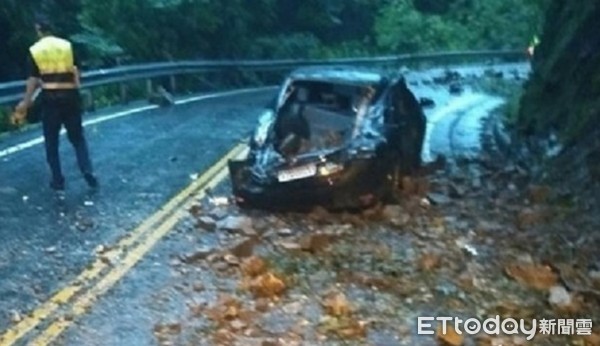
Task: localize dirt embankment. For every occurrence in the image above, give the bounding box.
[514,1,599,207]
[518,1,600,143]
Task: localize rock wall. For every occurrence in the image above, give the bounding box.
[518,0,600,144]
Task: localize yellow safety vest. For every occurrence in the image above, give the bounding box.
[29,36,77,90]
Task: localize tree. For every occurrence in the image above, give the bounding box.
[374,0,548,53]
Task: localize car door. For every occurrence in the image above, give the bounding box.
[389,78,426,173]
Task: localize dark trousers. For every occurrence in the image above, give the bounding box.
[42,91,93,186]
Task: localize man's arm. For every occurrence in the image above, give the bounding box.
[12,53,40,124]
[17,53,41,110]
[21,77,40,107]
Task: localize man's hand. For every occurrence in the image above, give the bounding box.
[11,101,29,126]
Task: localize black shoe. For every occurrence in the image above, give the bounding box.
[50,180,65,191]
[84,173,98,189]
[54,190,66,201]
[49,181,65,202]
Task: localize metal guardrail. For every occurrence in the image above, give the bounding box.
[0,50,525,106]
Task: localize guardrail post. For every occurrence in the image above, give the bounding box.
[146,79,153,99]
[81,88,95,112]
[120,82,128,104]
[169,75,176,94]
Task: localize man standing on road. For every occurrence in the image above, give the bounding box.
[13,17,98,194]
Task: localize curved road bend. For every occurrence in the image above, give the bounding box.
[0,88,275,330]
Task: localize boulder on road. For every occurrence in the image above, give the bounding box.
[217,215,254,235]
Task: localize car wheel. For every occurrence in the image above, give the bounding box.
[400,119,425,175]
[381,162,401,204]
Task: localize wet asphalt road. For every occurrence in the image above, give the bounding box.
[0,89,275,334]
[0,63,529,345]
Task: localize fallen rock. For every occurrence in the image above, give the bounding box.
[448,182,466,198]
[179,247,213,263]
[589,270,600,284]
[282,301,305,316]
[581,331,600,346]
[153,322,182,340]
[476,220,504,232]
[362,203,385,220]
[322,292,352,317]
[308,206,331,222]
[277,228,295,236]
[277,241,303,252]
[436,324,464,346]
[419,97,436,108]
[505,263,559,290]
[516,207,551,229]
[44,246,57,254]
[241,256,268,278]
[418,252,441,271]
[383,205,411,227]
[75,217,95,232]
[228,237,256,258]
[527,185,552,204]
[209,196,230,206]
[449,82,463,95]
[548,285,572,307]
[188,204,202,217]
[196,215,217,231]
[223,254,240,266]
[427,192,452,205]
[10,310,22,323]
[400,176,418,195]
[299,233,333,253]
[229,319,247,331]
[248,272,286,298]
[217,215,254,235]
[206,295,242,324]
[209,208,229,220]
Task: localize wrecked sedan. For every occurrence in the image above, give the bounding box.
[229,66,426,210]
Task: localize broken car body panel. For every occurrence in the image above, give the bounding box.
[229,66,426,210]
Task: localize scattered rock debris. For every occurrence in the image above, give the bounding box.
[156,140,598,345]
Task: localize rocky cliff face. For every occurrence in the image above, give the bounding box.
[519,1,600,143]
[516,0,600,190]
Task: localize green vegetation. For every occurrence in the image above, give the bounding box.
[376,0,547,52]
[1,0,547,81]
[0,107,15,134]
[8,0,596,147]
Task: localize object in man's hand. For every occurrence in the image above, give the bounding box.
[10,107,27,126]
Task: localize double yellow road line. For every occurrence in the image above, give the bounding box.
[0,143,247,346]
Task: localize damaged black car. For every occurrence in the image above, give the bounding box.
[228,66,426,210]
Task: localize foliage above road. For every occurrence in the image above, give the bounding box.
[1,0,547,81]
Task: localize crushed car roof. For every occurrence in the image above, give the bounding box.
[288,66,391,85]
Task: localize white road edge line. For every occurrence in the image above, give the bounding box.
[0,86,275,160]
[421,93,488,163]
